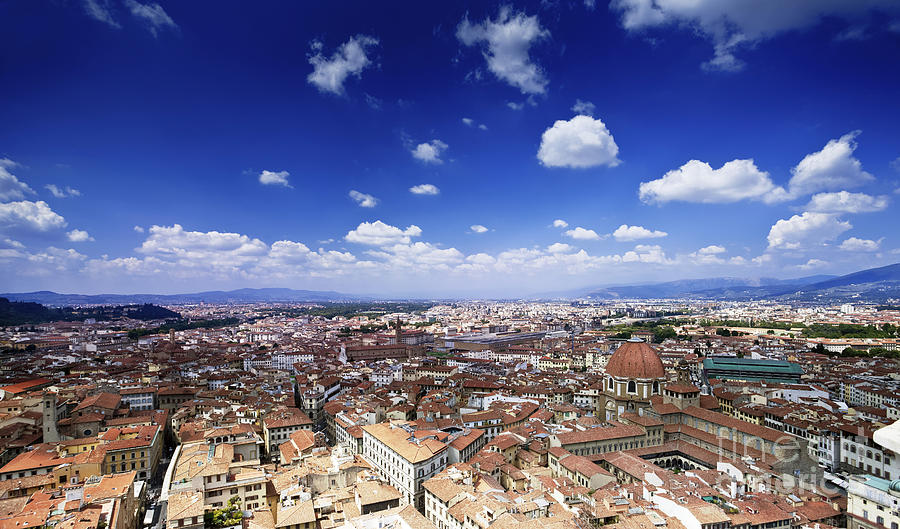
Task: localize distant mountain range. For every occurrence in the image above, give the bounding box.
[5,262,900,304]
[0,288,370,306]
[535,262,900,302]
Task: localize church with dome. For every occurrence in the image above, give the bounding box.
[599,338,668,420]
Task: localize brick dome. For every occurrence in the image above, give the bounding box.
[606,339,665,379]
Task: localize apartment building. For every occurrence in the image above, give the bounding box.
[361,421,449,510]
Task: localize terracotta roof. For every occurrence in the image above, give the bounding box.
[605,340,665,380]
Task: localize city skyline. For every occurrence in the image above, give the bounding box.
[2,1,900,296]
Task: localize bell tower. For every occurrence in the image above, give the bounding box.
[42,390,60,443]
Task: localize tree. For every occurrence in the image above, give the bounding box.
[653,326,677,343]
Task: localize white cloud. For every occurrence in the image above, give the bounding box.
[890,156,900,173]
[409,184,440,195]
[622,244,672,264]
[639,159,787,204]
[552,219,569,228]
[123,0,178,37]
[345,221,422,246]
[571,99,596,116]
[307,35,379,95]
[804,191,888,213]
[456,7,549,95]
[565,227,601,240]
[839,237,882,251]
[462,118,488,130]
[699,245,726,255]
[546,242,574,253]
[0,159,35,201]
[787,131,874,197]
[349,190,378,208]
[537,115,620,169]
[470,224,489,234]
[612,224,668,241]
[45,184,81,198]
[0,237,24,249]
[610,0,900,71]
[138,224,268,265]
[411,140,448,164]
[798,258,829,270]
[259,170,291,188]
[67,229,94,242]
[83,0,121,28]
[133,225,144,233]
[689,245,728,264]
[507,101,525,110]
[766,212,851,250]
[369,242,465,270]
[0,201,67,232]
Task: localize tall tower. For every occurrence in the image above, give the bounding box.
[42,390,60,443]
[395,316,402,345]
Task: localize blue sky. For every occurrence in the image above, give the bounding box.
[1,0,899,297]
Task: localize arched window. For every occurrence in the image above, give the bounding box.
[652,381,660,394]
[627,381,636,394]
[608,377,613,390]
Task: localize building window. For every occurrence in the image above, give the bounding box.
[627,381,636,394]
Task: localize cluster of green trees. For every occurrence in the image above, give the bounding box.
[803,323,897,339]
[700,319,795,330]
[812,343,900,359]
[0,298,181,327]
[279,302,435,320]
[127,317,240,339]
[204,497,243,528]
[715,328,748,337]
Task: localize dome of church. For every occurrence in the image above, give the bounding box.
[606,338,665,379]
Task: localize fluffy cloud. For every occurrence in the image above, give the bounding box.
[138,224,268,266]
[639,159,787,204]
[610,0,900,71]
[622,244,671,264]
[66,229,94,242]
[612,224,668,241]
[564,227,601,240]
[0,159,35,201]
[799,258,829,270]
[457,7,550,94]
[344,221,422,246]
[571,99,596,116]
[83,0,121,28]
[537,115,620,168]
[369,242,465,270]
[258,170,291,188]
[839,237,881,251]
[546,242,574,253]
[0,201,67,232]
[462,118,488,130]
[470,224,489,233]
[766,212,851,250]
[411,140,448,164]
[787,131,874,197]
[804,191,888,213]
[123,0,178,37]
[133,225,145,233]
[409,184,440,195]
[307,35,378,95]
[689,244,727,264]
[552,219,569,228]
[45,184,81,198]
[349,190,378,208]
